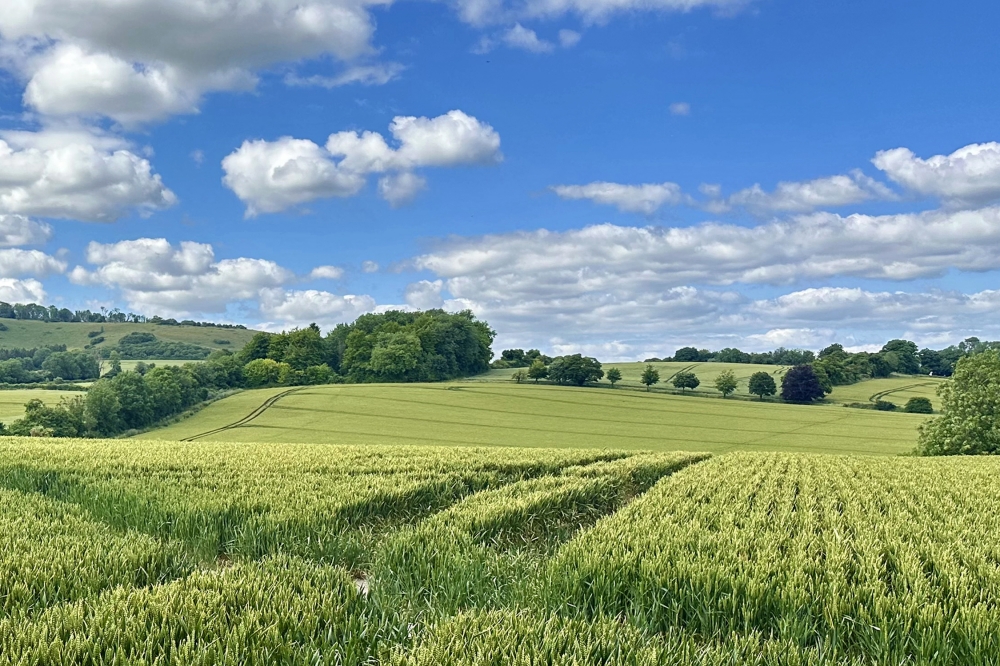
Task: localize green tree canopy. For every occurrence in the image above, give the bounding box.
[748,371,777,400]
[781,365,826,402]
[606,367,622,387]
[527,359,549,383]
[918,350,1000,455]
[714,369,738,398]
[548,354,604,386]
[672,371,699,392]
[640,365,659,391]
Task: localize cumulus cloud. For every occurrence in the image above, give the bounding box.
[0,129,176,222]
[2,0,381,124]
[403,204,1000,353]
[362,260,380,273]
[551,181,689,215]
[0,249,67,278]
[704,170,895,215]
[69,238,295,316]
[309,265,345,280]
[873,142,1000,208]
[0,278,47,304]
[259,288,376,327]
[405,279,445,309]
[502,24,553,52]
[0,215,52,246]
[222,110,501,215]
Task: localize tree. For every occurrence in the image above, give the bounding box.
[511,369,527,384]
[781,365,826,402]
[904,397,933,414]
[368,332,422,379]
[83,380,122,436]
[748,371,777,400]
[639,365,659,391]
[548,354,604,386]
[714,369,738,398]
[918,350,1000,455]
[672,371,699,392]
[881,339,920,374]
[527,359,548,383]
[606,367,622,387]
[244,358,282,387]
[672,347,701,362]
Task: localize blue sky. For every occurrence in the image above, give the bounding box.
[1,0,999,359]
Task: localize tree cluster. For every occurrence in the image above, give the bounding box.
[0,301,245,328]
[0,346,100,384]
[99,332,214,360]
[491,348,552,369]
[918,350,1000,455]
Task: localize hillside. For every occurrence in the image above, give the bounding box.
[0,439,997,663]
[0,319,258,353]
[140,382,928,455]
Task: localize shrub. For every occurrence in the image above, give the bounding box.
[873,400,897,411]
[904,397,933,414]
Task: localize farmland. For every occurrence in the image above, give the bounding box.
[141,382,929,455]
[0,319,256,352]
[0,439,998,663]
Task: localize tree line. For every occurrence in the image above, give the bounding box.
[4,309,494,437]
[0,300,245,328]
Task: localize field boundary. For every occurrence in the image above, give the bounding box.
[868,381,938,404]
[180,387,309,441]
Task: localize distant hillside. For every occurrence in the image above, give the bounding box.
[0,320,260,355]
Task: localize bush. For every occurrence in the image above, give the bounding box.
[904,397,933,414]
[873,400,897,411]
[87,329,103,338]
[213,339,232,345]
[119,332,157,345]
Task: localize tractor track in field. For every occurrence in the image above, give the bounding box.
[868,381,938,404]
[180,387,310,441]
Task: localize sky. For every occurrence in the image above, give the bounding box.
[0,0,999,360]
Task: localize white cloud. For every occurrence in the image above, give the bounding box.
[668,102,690,116]
[453,0,749,26]
[70,238,295,316]
[362,260,380,273]
[284,62,405,89]
[705,170,895,215]
[259,288,376,327]
[190,150,204,166]
[502,24,553,52]
[2,0,380,124]
[0,249,66,278]
[0,278,47,304]
[222,110,501,215]
[405,204,1000,353]
[558,29,581,48]
[873,142,1000,208]
[309,265,345,280]
[378,172,427,207]
[405,279,445,309]
[550,181,688,214]
[0,129,176,222]
[0,215,52,246]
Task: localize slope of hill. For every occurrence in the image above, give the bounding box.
[140,382,928,456]
[0,320,258,353]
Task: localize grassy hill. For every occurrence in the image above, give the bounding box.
[0,438,996,663]
[140,382,928,455]
[0,319,258,352]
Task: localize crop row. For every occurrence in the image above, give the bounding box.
[543,453,1000,664]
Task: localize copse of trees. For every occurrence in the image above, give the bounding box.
[0,301,245,327]
[548,354,604,386]
[4,309,496,438]
[101,332,213,360]
[491,348,552,369]
[0,346,100,384]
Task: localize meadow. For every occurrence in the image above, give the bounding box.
[0,319,256,352]
[0,438,997,664]
[142,382,928,456]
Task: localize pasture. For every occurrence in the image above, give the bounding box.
[0,319,256,352]
[142,382,928,456]
[0,439,997,663]
[827,375,944,408]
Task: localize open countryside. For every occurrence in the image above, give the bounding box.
[143,382,927,455]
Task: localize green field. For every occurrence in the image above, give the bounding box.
[141,382,928,455]
[0,319,257,351]
[0,439,997,663]
[827,375,945,407]
[0,389,83,424]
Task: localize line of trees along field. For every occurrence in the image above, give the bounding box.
[4,310,494,438]
[0,300,246,328]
